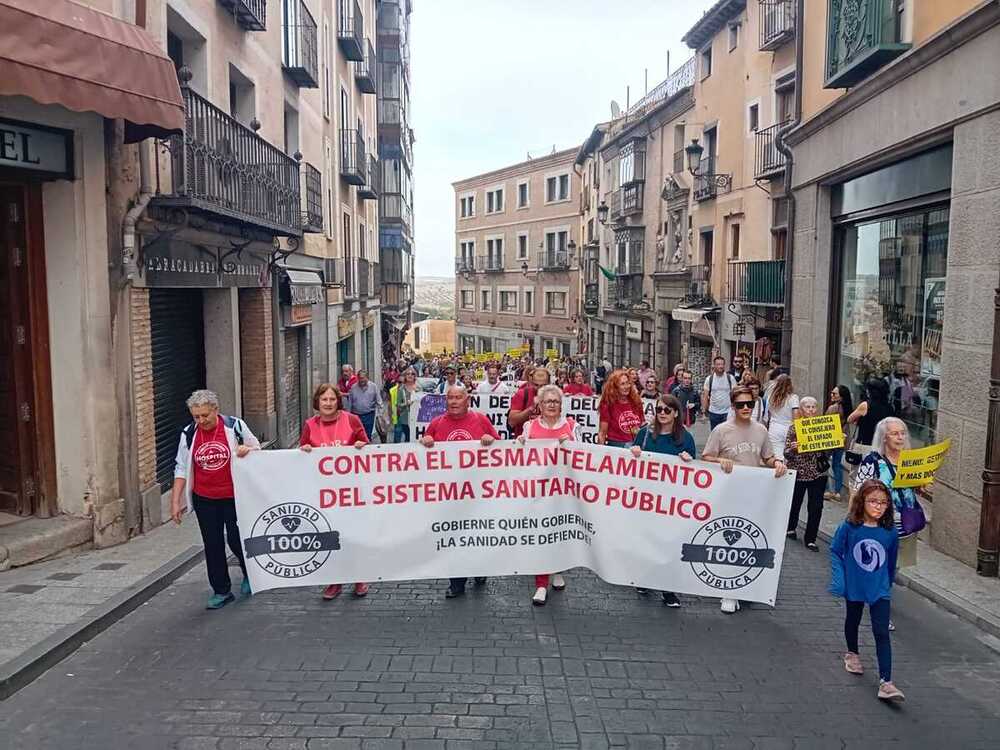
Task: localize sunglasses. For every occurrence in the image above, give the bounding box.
[654,406,674,414]
[733,401,755,410]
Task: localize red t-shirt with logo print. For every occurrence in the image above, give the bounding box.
[425,411,500,442]
[599,398,645,443]
[191,420,235,499]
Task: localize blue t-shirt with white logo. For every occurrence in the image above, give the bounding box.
[829,522,898,604]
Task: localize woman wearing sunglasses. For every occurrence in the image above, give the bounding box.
[630,394,696,608]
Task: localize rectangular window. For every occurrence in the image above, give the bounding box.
[459,194,474,218]
[499,291,518,313]
[459,240,475,264]
[834,205,948,449]
[517,233,529,260]
[486,187,504,214]
[545,291,567,315]
[461,290,474,309]
[701,45,713,80]
[481,289,492,311]
[748,103,759,133]
[524,290,534,315]
[486,238,503,269]
[517,181,529,208]
[546,174,570,203]
[731,223,741,259]
[728,22,739,51]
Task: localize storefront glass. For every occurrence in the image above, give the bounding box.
[835,205,948,448]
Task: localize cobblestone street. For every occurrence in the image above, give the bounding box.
[3,540,1000,749]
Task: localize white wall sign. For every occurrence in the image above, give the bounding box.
[625,319,642,340]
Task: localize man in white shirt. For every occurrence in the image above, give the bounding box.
[475,364,510,395]
[701,356,738,431]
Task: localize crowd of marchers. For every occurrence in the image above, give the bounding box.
[168,349,921,703]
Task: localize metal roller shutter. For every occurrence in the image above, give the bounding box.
[281,327,302,447]
[150,289,205,490]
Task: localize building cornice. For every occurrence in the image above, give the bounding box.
[682,0,746,49]
[787,0,1000,147]
[452,147,580,189]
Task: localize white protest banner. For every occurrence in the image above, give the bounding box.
[232,442,796,605]
[410,393,657,444]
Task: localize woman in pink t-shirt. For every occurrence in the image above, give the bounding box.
[299,383,369,600]
[518,385,580,606]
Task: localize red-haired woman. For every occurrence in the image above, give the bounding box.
[299,382,369,599]
[597,369,645,448]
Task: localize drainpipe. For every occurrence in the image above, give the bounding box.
[122,142,153,280]
[977,282,1000,576]
[773,0,805,368]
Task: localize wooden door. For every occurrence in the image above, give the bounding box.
[0,185,36,515]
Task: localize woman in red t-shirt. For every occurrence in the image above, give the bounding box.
[562,369,594,396]
[299,383,369,600]
[597,369,645,448]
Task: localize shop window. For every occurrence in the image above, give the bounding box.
[834,205,948,449]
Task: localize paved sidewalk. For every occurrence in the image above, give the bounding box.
[0,518,202,697]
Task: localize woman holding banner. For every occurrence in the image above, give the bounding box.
[597,370,644,448]
[630,394,696,608]
[518,384,580,605]
[507,365,552,438]
[299,383,370,600]
[784,397,831,550]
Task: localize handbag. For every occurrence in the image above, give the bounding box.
[881,456,927,535]
[845,439,870,466]
[816,453,831,474]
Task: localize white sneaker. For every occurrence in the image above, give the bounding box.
[532,587,547,606]
[551,574,566,590]
[720,598,740,614]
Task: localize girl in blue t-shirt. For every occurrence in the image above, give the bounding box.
[829,479,903,702]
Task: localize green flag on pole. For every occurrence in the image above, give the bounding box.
[598,264,617,281]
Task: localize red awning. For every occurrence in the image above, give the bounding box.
[0,0,184,143]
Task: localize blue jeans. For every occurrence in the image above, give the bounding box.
[708,411,728,430]
[358,411,375,440]
[845,598,892,681]
[394,424,411,443]
[829,448,844,493]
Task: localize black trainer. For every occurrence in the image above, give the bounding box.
[445,585,466,599]
[473,577,487,587]
[661,592,681,608]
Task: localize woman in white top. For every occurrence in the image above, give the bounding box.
[766,374,800,460]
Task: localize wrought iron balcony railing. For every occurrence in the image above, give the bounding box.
[760,0,795,51]
[614,253,644,276]
[359,155,379,200]
[606,278,644,308]
[622,182,644,216]
[218,0,265,31]
[283,1,319,88]
[339,128,366,186]
[693,156,731,202]
[300,162,323,233]
[728,260,785,306]
[354,38,377,94]
[476,254,504,273]
[584,283,600,314]
[152,70,301,236]
[538,250,571,271]
[626,57,696,117]
[380,193,412,230]
[754,121,790,179]
[337,0,365,61]
[826,0,909,89]
[682,264,714,305]
[455,257,475,275]
[357,258,371,299]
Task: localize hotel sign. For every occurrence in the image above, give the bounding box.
[0,118,73,180]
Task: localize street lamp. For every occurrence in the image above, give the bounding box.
[597,200,609,225]
[684,138,704,174]
[685,137,732,194]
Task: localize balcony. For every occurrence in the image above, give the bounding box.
[682,264,714,305]
[282,1,318,88]
[760,0,795,51]
[380,193,412,231]
[621,182,644,216]
[584,283,600,315]
[538,249,570,271]
[337,0,365,61]
[609,189,622,222]
[359,155,379,200]
[455,257,475,275]
[754,121,790,179]
[339,128,366,186]
[357,258,371,299]
[693,157,731,202]
[728,260,785,306]
[476,255,504,274]
[354,39,377,94]
[152,71,301,236]
[218,0,265,31]
[614,254,644,277]
[825,0,910,89]
[300,162,323,233]
[606,278,643,308]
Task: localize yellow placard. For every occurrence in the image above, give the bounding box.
[893,439,952,488]
[793,414,845,453]
[545,348,559,360]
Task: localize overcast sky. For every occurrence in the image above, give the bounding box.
[409,0,717,277]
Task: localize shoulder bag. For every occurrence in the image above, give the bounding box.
[880,455,926,535]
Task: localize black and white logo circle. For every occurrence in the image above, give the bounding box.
[244,503,340,579]
[681,516,775,592]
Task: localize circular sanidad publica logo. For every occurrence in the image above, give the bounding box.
[681,516,776,592]
[244,502,340,579]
